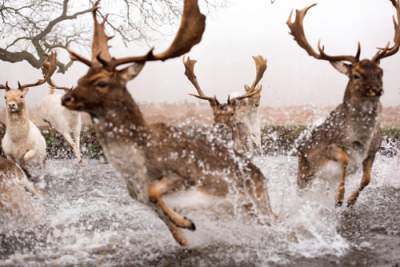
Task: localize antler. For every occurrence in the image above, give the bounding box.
[372,0,400,62]
[228,87,262,104]
[245,55,267,92]
[287,4,360,64]
[183,56,207,97]
[69,0,205,69]
[18,52,57,90]
[0,82,11,91]
[91,0,112,64]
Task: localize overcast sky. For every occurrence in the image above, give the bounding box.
[1,0,400,107]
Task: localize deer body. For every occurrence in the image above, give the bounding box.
[288,2,400,207]
[1,90,47,175]
[0,157,41,221]
[62,0,274,246]
[39,88,82,162]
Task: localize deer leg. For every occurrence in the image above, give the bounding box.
[347,155,374,207]
[62,132,80,161]
[247,172,276,220]
[297,155,314,189]
[72,128,82,163]
[148,176,196,231]
[326,145,349,207]
[153,209,188,246]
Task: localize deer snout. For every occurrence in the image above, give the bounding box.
[7,102,18,112]
[61,94,75,107]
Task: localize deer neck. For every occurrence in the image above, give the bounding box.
[91,95,148,148]
[5,108,30,141]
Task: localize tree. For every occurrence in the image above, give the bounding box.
[0,0,224,73]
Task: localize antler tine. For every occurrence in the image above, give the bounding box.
[0,81,10,91]
[68,49,92,67]
[91,0,112,64]
[18,52,57,90]
[230,86,262,102]
[288,4,359,64]
[47,79,72,92]
[183,56,207,97]
[189,93,219,105]
[373,0,400,62]
[108,0,206,69]
[248,55,267,91]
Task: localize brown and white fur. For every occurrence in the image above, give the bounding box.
[39,85,82,162]
[288,1,400,207]
[0,157,41,221]
[62,0,275,246]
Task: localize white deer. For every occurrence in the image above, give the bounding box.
[39,81,82,162]
[0,53,57,178]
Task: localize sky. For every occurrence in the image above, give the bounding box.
[1,0,400,107]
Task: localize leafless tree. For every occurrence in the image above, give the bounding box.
[0,0,224,73]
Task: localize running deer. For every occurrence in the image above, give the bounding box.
[0,53,57,178]
[0,157,41,220]
[61,0,275,246]
[287,0,400,207]
[183,56,266,155]
[236,56,267,150]
[39,62,82,162]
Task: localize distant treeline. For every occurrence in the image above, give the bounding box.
[0,124,398,159]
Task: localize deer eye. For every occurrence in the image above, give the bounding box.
[20,95,24,99]
[352,74,361,80]
[95,81,108,88]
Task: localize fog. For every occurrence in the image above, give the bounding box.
[1,0,399,107]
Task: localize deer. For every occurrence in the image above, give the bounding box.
[38,64,82,163]
[61,0,275,246]
[287,0,400,207]
[0,156,42,220]
[183,56,266,156]
[0,53,57,179]
[235,56,267,150]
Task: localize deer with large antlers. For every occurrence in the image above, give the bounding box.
[1,53,57,178]
[288,0,400,207]
[183,56,267,155]
[61,0,275,246]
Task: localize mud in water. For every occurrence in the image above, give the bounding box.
[0,154,400,266]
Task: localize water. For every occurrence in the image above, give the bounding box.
[1,153,400,266]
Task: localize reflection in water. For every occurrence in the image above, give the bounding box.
[1,151,400,266]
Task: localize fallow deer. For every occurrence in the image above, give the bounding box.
[236,56,267,150]
[183,56,266,155]
[287,0,400,207]
[61,0,275,246]
[0,53,57,178]
[0,157,41,221]
[38,63,82,163]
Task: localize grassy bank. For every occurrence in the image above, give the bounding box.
[0,124,398,159]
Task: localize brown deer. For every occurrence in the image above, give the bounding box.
[61,0,275,246]
[183,56,265,155]
[287,0,400,207]
[0,53,57,178]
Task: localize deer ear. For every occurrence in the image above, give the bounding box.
[119,63,145,82]
[330,61,352,76]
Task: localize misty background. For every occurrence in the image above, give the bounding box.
[1,0,399,107]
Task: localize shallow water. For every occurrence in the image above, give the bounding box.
[1,153,400,266]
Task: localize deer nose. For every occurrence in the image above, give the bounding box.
[61,94,75,106]
[8,103,17,109]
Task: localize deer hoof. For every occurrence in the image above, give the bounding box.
[184,216,196,231]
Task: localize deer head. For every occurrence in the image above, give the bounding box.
[0,53,57,113]
[287,0,400,102]
[183,56,261,125]
[61,0,206,117]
